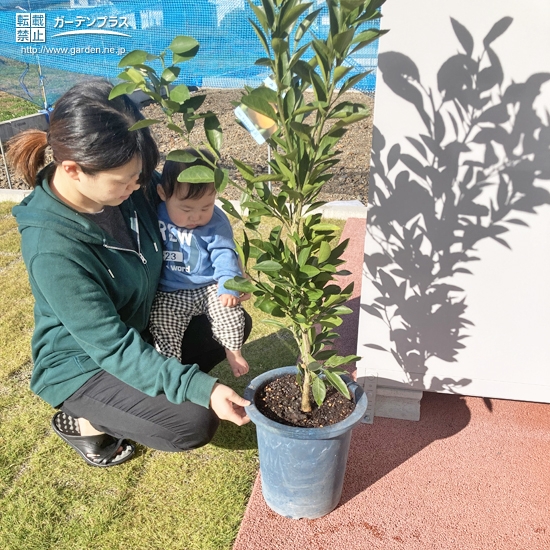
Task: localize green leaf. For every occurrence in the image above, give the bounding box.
[247,0,269,31]
[300,265,321,277]
[325,354,360,367]
[169,36,200,56]
[351,29,382,46]
[108,82,137,99]
[170,84,191,103]
[318,241,331,263]
[253,260,283,272]
[166,150,197,163]
[338,71,369,95]
[177,165,215,183]
[249,19,271,55]
[204,113,223,154]
[219,197,243,221]
[251,173,287,183]
[126,67,146,84]
[328,101,368,119]
[320,316,343,328]
[293,60,313,83]
[311,39,331,79]
[333,112,369,127]
[333,28,355,56]
[331,305,353,315]
[240,95,277,122]
[161,66,180,83]
[256,297,284,316]
[311,223,340,232]
[116,71,133,82]
[312,374,326,407]
[293,104,317,116]
[294,8,322,44]
[324,370,350,399]
[298,246,312,266]
[311,71,328,103]
[313,349,337,361]
[132,63,157,75]
[233,159,255,180]
[128,119,161,131]
[340,0,366,9]
[307,361,322,372]
[289,121,313,142]
[351,30,388,55]
[161,98,181,114]
[334,65,353,84]
[250,86,278,105]
[223,276,256,293]
[118,49,149,67]
[258,0,275,29]
[280,3,313,34]
[167,122,184,135]
[289,43,312,70]
[272,38,289,56]
[214,168,229,193]
[180,94,206,113]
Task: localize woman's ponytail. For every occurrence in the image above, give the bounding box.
[6,129,49,188]
[6,79,159,189]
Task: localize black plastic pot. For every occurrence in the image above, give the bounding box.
[244,366,368,519]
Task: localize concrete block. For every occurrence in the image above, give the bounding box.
[0,189,32,203]
[374,386,423,421]
[0,112,48,142]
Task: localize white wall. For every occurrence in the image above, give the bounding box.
[357,0,550,402]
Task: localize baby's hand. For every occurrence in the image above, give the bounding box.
[219,293,240,307]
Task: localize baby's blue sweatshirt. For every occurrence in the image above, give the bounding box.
[158,202,241,296]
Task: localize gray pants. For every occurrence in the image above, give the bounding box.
[61,313,252,451]
[149,283,245,360]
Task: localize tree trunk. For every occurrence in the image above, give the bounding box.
[301,368,312,413]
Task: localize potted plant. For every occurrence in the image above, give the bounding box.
[221,0,385,519]
[112,0,386,519]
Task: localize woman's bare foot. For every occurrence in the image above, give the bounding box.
[77,417,104,436]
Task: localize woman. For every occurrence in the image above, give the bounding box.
[8,79,251,467]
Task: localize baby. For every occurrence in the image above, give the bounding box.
[149,150,249,377]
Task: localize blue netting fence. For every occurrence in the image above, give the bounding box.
[0,0,380,109]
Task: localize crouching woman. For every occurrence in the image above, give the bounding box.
[8,79,251,467]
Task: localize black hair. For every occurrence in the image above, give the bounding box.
[160,148,217,201]
[7,78,159,187]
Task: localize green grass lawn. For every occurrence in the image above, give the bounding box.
[0,200,343,550]
[0,91,38,122]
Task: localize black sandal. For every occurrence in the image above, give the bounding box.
[51,411,135,467]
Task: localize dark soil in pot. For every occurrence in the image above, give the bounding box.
[256,374,356,428]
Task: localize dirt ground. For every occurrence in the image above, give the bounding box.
[1,88,373,205]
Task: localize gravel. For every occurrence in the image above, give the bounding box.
[1,88,373,205]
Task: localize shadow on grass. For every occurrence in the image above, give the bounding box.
[209,327,299,451]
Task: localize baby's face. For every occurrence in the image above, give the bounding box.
[160,185,216,229]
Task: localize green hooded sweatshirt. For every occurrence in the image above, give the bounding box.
[12,169,217,409]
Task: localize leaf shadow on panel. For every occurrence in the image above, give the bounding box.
[364,17,550,391]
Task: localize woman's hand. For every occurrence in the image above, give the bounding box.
[209,383,250,425]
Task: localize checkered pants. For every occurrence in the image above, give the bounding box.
[149,283,245,361]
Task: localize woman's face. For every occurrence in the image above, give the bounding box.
[55,155,143,213]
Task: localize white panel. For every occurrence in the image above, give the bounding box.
[357,0,550,403]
